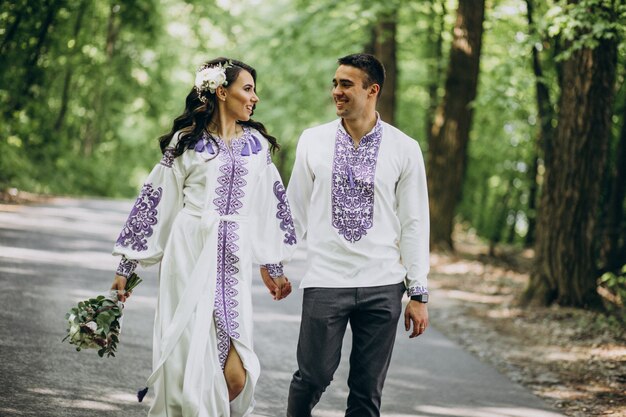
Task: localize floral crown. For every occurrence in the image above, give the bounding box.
[194,61,232,103]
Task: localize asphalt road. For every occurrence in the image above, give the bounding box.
[0,198,566,417]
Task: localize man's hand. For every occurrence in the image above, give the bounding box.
[260,267,292,300]
[405,300,428,338]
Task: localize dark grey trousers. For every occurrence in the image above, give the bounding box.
[286,282,405,417]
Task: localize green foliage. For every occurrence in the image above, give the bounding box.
[1,0,624,270]
[600,265,626,315]
[1,0,169,196]
[62,273,142,357]
[543,0,626,59]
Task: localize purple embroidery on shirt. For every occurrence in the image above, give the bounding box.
[116,183,162,251]
[407,286,428,296]
[160,148,175,168]
[215,221,241,369]
[211,129,250,369]
[116,257,138,278]
[273,181,296,245]
[266,147,272,165]
[331,122,382,243]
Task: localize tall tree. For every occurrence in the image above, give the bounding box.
[524,0,555,247]
[366,9,398,124]
[426,0,486,250]
[523,0,619,308]
[425,0,447,145]
[600,100,626,274]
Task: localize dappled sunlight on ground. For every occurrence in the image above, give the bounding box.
[428,235,626,417]
[415,405,566,417]
[0,245,117,271]
[20,385,139,413]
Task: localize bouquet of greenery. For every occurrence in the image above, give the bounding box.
[63,273,142,357]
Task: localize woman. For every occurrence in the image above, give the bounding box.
[110,57,297,417]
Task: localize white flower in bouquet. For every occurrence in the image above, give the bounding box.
[62,273,142,357]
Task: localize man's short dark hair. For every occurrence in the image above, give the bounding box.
[337,53,385,97]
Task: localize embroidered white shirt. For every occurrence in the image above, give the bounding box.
[287,118,429,295]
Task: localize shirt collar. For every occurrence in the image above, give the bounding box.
[337,113,382,144]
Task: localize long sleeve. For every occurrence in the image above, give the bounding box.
[250,161,297,273]
[397,141,430,295]
[112,147,184,276]
[286,133,314,243]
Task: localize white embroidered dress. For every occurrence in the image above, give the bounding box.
[113,127,296,417]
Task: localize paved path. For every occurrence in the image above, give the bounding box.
[0,198,566,417]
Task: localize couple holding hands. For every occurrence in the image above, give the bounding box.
[110,53,429,417]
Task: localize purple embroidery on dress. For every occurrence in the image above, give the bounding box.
[407,286,428,296]
[213,131,249,216]
[160,148,175,168]
[116,257,138,278]
[263,263,284,278]
[211,129,250,369]
[273,181,296,245]
[331,122,382,243]
[116,183,162,251]
[215,221,241,369]
[266,147,272,165]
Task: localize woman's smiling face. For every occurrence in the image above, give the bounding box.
[223,70,259,121]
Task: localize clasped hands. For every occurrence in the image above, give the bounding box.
[260,267,292,300]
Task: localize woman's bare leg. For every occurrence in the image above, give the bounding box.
[224,342,247,401]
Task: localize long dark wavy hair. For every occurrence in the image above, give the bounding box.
[159,57,279,158]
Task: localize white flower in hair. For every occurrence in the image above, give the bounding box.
[194,62,231,100]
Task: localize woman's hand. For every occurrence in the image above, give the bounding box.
[111,274,130,302]
[259,267,292,300]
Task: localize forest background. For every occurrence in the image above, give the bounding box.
[2,1,626,415]
[1,0,625,316]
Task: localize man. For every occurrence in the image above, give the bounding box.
[285,53,430,417]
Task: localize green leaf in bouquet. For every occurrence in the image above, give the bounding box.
[125,273,143,292]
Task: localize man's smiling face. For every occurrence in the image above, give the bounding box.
[332,65,375,121]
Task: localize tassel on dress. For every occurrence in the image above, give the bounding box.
[137,386,149,403]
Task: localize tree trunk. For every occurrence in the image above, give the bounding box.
[425,0,447,145]
[524,0,555,247]
[427,0,485,251]
[10,0,61,115]
[524,22,618,308]
[83,2,119,156]
[55,0,88,132]
[600,107,626,273]
[489,180,512,256]
[0,5,24,56]
[525,155,539,246]
[366,10,397,124]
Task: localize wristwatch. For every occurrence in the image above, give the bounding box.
[410,294,428,303]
